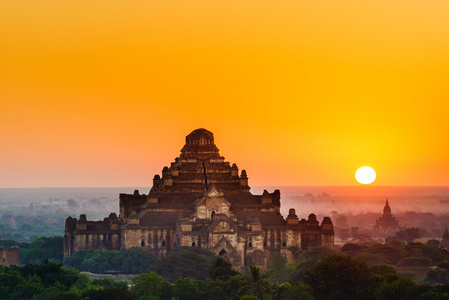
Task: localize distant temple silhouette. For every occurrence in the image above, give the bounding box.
[374,199,400,234]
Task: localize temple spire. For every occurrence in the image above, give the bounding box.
[383,198,391,215]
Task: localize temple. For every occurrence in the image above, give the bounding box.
[64,128,334,270]
[374,199,400,234]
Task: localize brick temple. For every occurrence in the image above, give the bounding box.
[64,128,334,270]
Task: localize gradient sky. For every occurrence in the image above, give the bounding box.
[1,0,449,187]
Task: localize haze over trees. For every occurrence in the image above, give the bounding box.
[2,187,449,298]
[2,246,449,299]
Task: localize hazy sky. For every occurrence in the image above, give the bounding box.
[1,1,449,187]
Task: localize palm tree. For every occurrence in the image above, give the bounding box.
[240,265,272,300]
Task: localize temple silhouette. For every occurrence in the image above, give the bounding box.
[374,199,400,234]
[64,128,334,270]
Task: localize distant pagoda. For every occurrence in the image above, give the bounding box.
[374,199,400,234]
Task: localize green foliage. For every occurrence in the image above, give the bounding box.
[405,242,445,265]
[149,247,216,282]
[303,254,373,300]
[240,296,259,300]
[371,264,397,276]
[425,268,449,284]
[0,260,89,299]
[439,261,449,270]
[173,277,199,300]
[240,265,272,300]
[20,261,81,289]
[267,252,288,283]
[343,240,444,267]
[131,271,166,298]
[341,243,363,254]
[396,257,433,266]
[121,247,158,273]
[209,257,240,281]
[81,286,137,300]
[373,276,417,300]
[287,257,316,283]
[14,274,45,299]
[298,246,338,261]
[224,274,246,300]
[64,247,157,274]
[197,278,226,300]
[91,278,129,290]
[287,245,301,259]
[286,246,339,283]
[396,227,421,244]
[18,236,64,264]
[353,242,405,265]
[427,239,441,247]
[272,282,315,300]
[0,268,25,298]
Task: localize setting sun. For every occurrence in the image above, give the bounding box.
[355,167,376,185]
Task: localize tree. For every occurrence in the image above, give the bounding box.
[425,268,449,284]
[272,282,314,300]
[172,277,199,300]
[131,272,165,298]
[396,227,421,244]
[64,247,157,274]
[370,264,397,276]
[240,296,259,300]
[373,276,417,300]
[404,242,445,265]
[120,247,157,273]
[396,257,432,266]
[0,269,24,298]
[303,254,373,300]
[81,287,137,300]
[427,239,440,247]
[209,257,239,281]
[91,278,129,290]
[224,275,245,300]
[287,246,339,283]
[149,247,215,282]
[287,246,301,259]
[338,228,351,240]
[239,265,272,300]
[14,274,45,299]
[267,252,288,283]
[341,243,362,255]
[197,278,226,300]
[20,236,64,264]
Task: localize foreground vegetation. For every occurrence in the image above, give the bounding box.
[0,236,63,265]
[2,244,449,299]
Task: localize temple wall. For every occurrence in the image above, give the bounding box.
[1,248,19,266]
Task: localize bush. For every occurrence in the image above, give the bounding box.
[64,247,157,274]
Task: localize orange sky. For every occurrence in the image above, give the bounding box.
[1,0,449,187]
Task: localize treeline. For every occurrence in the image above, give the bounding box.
[63,245,449,299]
[0,261,133,300]
[3,250,449,299]
[64,247,157,274]
[341,239,445,267]
[0,236,63,264]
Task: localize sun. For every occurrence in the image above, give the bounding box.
[355,166,376,184]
